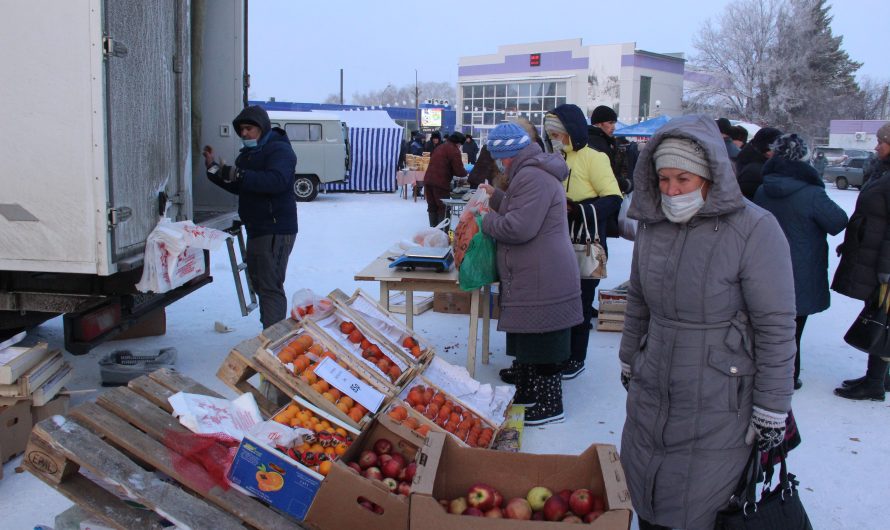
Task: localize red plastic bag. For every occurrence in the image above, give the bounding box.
[453,189,491,268]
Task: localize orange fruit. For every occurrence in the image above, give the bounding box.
[308,344,324,356]
[318,460,333,476]
[273,412,289,423]
[337,401,351,414]
[355,404,368,415]
[388,365,402,380]
[310,443,325,454]
[289,418,301,427]
[278,350,295,363]
[335,427,347,437]
[404,417,419,429]
[322,392,336,403]
[335,444,347,456]
[348,407,364,422]
[328,388,341,400]
[416,424,430,436]
[410,345,422,357]
[319,420,332,430]
[338,396,354,409]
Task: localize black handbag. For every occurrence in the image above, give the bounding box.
[714,447,812,530]
[844,284,890,357]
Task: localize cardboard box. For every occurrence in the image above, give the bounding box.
[31,393,70,425]
[410,433,633,529]
[432,291,499,319]
[0,399,32,463]
[304,415,422,530]
[228,395,360,521]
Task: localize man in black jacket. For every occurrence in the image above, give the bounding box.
[588,105,632,193]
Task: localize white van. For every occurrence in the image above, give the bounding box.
[268,111,350,201]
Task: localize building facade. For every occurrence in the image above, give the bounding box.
[829,120,887,150]
[457,39,684,139]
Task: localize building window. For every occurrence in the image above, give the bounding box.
[638,76,652,121]
[459,80,568,132]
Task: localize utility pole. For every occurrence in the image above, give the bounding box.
[340,69,344,105]
[415,69,420,133]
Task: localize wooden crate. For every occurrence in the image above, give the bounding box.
[23,369,299,530]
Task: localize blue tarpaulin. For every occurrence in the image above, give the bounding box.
[614,115,672,137]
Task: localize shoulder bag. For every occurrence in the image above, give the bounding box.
[714,447,812,530]
[571,205,607,279]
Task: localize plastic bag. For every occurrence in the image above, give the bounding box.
[453,189,491,267]
[618,193,637,241]
[290,288,335,321]
[412,218,450,247]
[459,215,498,290]
[168,391,263,440]
[136,218,230,293]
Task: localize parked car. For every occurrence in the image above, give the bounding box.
[811,146,847,166]
[823,157,870,189]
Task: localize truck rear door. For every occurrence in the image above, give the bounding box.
[105,0,183,262]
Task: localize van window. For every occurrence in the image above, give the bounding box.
[849,158,865,168]
[286,123,322,142]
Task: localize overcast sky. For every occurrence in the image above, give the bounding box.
[247,1,887,104]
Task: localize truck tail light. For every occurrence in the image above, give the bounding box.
[72,302,122,342]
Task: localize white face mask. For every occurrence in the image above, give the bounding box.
[550,139,565,153]
[660,185,706,223]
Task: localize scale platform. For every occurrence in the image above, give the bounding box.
[389,246,454,272]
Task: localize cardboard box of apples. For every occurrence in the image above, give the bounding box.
[410,432,633,529]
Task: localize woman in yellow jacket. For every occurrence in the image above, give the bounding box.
[546,104,622,379]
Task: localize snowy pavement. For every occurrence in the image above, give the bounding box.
[2,186,887,529]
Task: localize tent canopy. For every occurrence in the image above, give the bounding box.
[317,110,403,193]
[323,110,402,129]
[614,115,672,137]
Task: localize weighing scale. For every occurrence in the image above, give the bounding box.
[389,246,454,272]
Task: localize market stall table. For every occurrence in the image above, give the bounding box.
[354,253,492,377]
[396,170,425,201]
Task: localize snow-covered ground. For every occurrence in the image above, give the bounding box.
[2,186,887,529]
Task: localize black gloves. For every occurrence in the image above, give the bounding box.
[207,163,242,185]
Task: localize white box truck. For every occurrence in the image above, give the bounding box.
[0,0,251,352]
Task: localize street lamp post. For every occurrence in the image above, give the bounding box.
[415,69,420,134]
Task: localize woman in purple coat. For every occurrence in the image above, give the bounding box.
[478,122,583,426]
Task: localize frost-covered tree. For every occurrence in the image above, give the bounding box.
[687,0,862,139]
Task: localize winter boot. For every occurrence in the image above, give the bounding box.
[512,363,537,408]
[835,356,888,401]
[842,367,890,391]
[561,359,585,380]
[499,360,518,385]
[525,367,565,426]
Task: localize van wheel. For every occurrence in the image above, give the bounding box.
[294,175,319,202]
[836,176,848,190]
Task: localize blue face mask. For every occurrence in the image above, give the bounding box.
[241,138,258,148]
[495,159,506,173]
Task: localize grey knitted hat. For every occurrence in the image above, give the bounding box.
[878,122,890,144]
[653,138,712,180]
[543,114,567,136]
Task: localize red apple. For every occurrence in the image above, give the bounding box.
[593,495,606,512]
[378,454,393,465]
[503,498,532,520]
[382,458,404,479]
[362,466,382,481]
[373,437,393,455]
[532,511,544,520]
[347,462,362,474]
[389,452,407,469]
[584,510,604,523]
[466,483,497,511]
[359,500,374,512]
[543,494,569,521]
[397,481,411,496]
[563,514,583,523]
[449,497,468,515]
[558,489,573,502]
[484,507,504,518]
[403,462,418,482]
[492,489,504,508]
[463,507,484,516]
[569,488,593,517]
[382,477,398,492]
[358,450,378,469]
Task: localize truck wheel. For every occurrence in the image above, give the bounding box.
[836,176,848,190]
[294,175,319,202]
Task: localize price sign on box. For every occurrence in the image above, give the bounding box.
[314,357,385,413]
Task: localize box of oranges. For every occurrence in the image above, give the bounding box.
[256,323,394,431]
[309,304,416,389]
[328,288,435,368]
[228,395,361,520]
[383,376,499,449]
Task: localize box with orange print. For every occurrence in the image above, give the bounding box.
[227,394,360,521]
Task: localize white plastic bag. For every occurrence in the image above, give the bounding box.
[289,288,335,321]
[618,193,638,241]
[168,391,263,440]
[136,218,230,293]
[412,218,450,247]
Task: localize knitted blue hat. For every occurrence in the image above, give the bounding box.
[486,123,531,159]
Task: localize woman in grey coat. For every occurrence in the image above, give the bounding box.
[619,115,797,529]
[479,122,583,426]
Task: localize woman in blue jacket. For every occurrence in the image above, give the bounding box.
[754,134,848,389]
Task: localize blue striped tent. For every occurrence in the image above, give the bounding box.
[322,110,403,193]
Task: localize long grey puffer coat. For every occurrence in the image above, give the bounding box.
[619,115,796,529]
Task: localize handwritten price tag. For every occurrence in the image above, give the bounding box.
[314,357,385,413]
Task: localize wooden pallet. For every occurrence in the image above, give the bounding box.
[216,319,297,418]
[23,368,299,530]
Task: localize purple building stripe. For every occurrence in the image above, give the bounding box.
[621,54,684,75]
[459,50,589,77]
[830,120,885,134]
